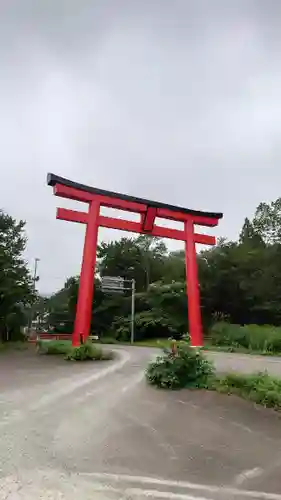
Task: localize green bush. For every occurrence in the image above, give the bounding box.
[213,371,281,410]
[37,339,114,362]
[209,322,281,354]
[146,344,214,389]
[65,342,114,361]
[37,340,71,355]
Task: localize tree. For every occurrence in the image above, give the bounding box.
[97,235,168,291]
[239,217,264,247]
[198,238,281,326]
[160,250,185,283]
[252,199,281,244]
[0,211,34,341]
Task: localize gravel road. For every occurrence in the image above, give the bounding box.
[1,346,281,499]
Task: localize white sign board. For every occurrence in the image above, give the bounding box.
[101,276,125,293]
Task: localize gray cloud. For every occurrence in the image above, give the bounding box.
[1,0,281,294]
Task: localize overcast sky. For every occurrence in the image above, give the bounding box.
[1,0,281,295]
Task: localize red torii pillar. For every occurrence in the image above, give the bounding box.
[47,174,223,347]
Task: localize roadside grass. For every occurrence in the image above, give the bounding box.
[97,336,281,356]
[145,344,281,411]
[210,371,281,411]
[208,322,281,356]
[203,343,281,356]
[37,340,71,355]
[37,339,113,361]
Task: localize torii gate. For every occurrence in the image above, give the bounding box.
[47,173,223,347]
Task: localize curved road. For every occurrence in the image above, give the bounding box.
[1,346,281,499]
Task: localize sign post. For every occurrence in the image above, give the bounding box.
[101,276,136,344]
[131,279,135,344]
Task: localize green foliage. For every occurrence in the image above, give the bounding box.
[198,239,281,326]
[146,344,214,389]
[37,339,114,361]
[97,235,168,291]
[65,342,114,361]
[239,217,265,247]
[0,210,35,342]
[210,322,281,354]
[113,309,183,342]
[37,339,71,355]
[252,198,281,244]
[214,372,281,410]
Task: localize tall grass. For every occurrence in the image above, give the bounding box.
[209,322,281,354]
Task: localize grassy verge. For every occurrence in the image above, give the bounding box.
[203,343,281,356]
[210,371,281,410]
[37,340,71,355]
[145,345,281,411]
[37,340,114,361]
[208,322,281,356]
[97,337,281,356]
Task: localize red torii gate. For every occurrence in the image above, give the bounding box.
[48,174,223,347]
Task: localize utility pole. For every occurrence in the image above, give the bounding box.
[28,257,40,335]
[131,278,136,344]
[33,257,40,289]
[101,276,136,345]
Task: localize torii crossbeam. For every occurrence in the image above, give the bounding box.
[48,173,223,347]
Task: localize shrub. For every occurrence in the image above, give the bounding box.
[37,339,114,362]
[146,344,214,389]
[37,340,71,355]
[213,371,281,410]
[65,342,114,361]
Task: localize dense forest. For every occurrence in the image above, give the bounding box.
[33,198,281,343]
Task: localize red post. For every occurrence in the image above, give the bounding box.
[184,218,203,347]
[72,199,100,346]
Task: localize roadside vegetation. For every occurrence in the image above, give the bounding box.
[93,327,281,356]
[213,372,281,410]
[146,344,214,389]
[37,339,114,361]
[206,322,281,355]
[146,344,281,411]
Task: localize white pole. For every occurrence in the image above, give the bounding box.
[33,257,40,288]
[28,257,40,335]
[131,278,135,344]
